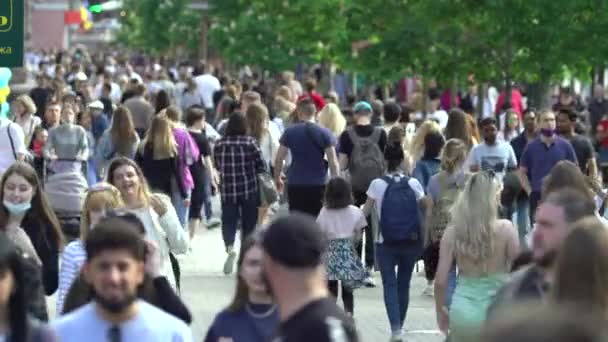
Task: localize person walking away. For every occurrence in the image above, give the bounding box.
[518,110,577,223]
[95,106,140,178]
[0,115,27,176]
[194,63,221,124]
[361,142,426,341]
[261,214,360,342]
[556,108,597,179]
[204,236,279,342]
[316,178,368,316]
[412,130,445,190]
[274,99,339,217]
[434,172,519,341]
[51,220,192,342]
[180,78,204,114]
[123,84,155,138]
[339,101,387,286]
[185,107,215,240]
[214,113,265,275]
[297,79,325,112]
[423,139,469,298]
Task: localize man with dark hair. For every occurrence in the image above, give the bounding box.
[262,214,359,342]
[556,108,597,178]
[52,218,191,341]
[274,99,339,217]
[469,117,517,182]
[298,78,325,111]
[383,102,402,133]
[488,188,596,317]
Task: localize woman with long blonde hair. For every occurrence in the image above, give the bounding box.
[409,120,441,163]
[318,103,347,138]
[245,103,279,224]
[434,172,519,341]
[136,116,187,206]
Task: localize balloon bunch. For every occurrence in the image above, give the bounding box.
[0,68,11,119]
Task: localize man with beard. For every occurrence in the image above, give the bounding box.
[469,117,517,183]
[488,189,595,317]
[262,214,359,342]
[52,218,191,342]
[556,108,597,179]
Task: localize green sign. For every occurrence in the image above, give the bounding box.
[0,0,24,67]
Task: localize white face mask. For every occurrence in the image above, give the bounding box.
[3,200,31,215]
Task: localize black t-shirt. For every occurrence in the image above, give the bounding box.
[273,298,359,342]
[338,125,387,157]
[29,87,52,118]
[568,134,594,174]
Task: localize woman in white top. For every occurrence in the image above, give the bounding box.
[56,183,123,314]
[245,103,279,224]
[12,95,41,147]
[106,157,188,289]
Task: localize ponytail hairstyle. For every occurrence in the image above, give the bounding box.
[384,141,405,173]
[440,138,468,174]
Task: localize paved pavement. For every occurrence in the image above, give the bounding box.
[179,220,444,342]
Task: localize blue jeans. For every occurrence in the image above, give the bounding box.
[221,196,259,247]
[514,195,530,246]
[376,242,423,333]
[171,188,191,229]
[446,263,457,308]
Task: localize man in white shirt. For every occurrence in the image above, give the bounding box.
[0,117,27,175]
[193,63,221,111]
[52,218,192,342]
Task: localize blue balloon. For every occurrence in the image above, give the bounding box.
[0,68,11,88]
[0,102,8,119]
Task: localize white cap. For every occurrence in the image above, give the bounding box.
[88,100,104,110]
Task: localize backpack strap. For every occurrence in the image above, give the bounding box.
[6,122,17,159]
[369,127,382,143]
[347,127,360,145]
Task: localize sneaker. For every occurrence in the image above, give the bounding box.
[389,330,404,342]
[223,250,237,275]
[207,218,221,229]
[422,284,434,297]
[363,276,376,288]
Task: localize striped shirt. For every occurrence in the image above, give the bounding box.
[57,240,87,314]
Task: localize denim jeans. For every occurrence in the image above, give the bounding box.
[202,168,214,220]
[514,195,530,246]
[221,196,259,247]
[376,242,423,333]
[171,188,191,229]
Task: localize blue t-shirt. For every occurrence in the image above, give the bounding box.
[520,137,577,192]
[280,122,336,186]
[204,304,279,342]
[469,141,517,182]
[52,301,192,342]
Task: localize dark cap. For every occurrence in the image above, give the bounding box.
[262,214,327,268]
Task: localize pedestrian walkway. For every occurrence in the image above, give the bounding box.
[180,226,443,341]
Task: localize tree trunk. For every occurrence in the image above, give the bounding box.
[526,76,552,110]
[422,75,430,118]
[504,73,512,111]
[476,83,486,120]
[450,73,458,110]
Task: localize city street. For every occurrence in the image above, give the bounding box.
[178,214,443,342]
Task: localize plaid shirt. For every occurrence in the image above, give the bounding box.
[214,135,265,203]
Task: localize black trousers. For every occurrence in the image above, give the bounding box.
[287,184,326,217]
[354,191,375,269]
[529,191,541,224]
[422,241,440,282]
[328,280,354,314]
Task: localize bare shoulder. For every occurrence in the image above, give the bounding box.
[495,219,517,236]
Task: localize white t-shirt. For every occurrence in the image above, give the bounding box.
[0,118,26,175]
[366,174,425,243]
[194,74,221,109]
[317,205,367,239]
[430,110,449,129]
[52,301,192,342]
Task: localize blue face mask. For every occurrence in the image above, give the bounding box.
[3,200,32,215]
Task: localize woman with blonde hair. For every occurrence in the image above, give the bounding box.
[95,106,140,177]
[245,103,279,224]
[434,172,519,341]
[106,157,188,289]
[136,116,187,207]
[318,103,347,138]
[56,182,123,313]
[12,94,40,146]
[423,138,469,296]
[409,120,441,163]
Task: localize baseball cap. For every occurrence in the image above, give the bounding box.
[353,101,372,114]
[261,214,327,268]
[88,100,104,110]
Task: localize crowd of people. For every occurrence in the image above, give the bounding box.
[0,48,607,341]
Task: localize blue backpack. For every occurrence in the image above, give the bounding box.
[379,175,421,243]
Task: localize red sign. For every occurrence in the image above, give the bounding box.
[64,10,81,25]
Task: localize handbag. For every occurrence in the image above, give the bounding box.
[258,172,278,206]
